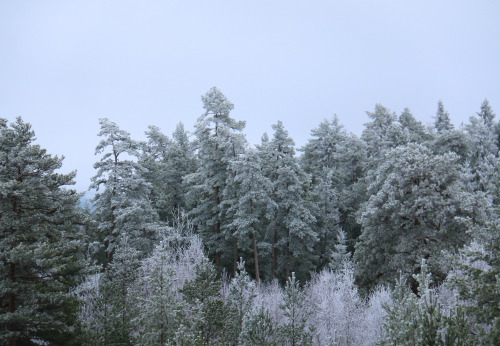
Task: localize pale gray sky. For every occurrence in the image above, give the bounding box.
[1,1,499,191]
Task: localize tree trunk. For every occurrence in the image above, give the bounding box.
[215,185,221,267]
[286,228,291,280]
[273,227,278,279]
[233,237,238,277]
[216,220,221,267]
[253,230,260,286]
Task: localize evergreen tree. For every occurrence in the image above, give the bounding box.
[478,99,495,127]
[132,239,181,345]
[239,306,278,346]
[225,260,256,341]
[185,87,246,269]
[100,240,140,344]
[431,128,470,163]
[262,121,316,280]
[399,108,432,144]
[381,261,471,345]
[466,101,498,195]
[90,118,159,265]
[300,116,345,182]
[179,258,231,345]
[300,117,349,266]
[277,273,313,345]
[330,132,367,250]
[0,117,89,345]
[140,123,195,222]
[361,104,402,161]
[167,122,196,214]
[354,143,487,291]
[434,100,454,133]
[227,149,275,283]
[139,125,172,222]
[451,221,500,344]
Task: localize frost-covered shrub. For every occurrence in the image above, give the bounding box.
[306,262,364,345]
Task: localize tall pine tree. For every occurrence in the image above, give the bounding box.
[0,117,88,345]
[185,87,246,269]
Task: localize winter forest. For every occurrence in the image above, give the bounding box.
[1,86,499,345]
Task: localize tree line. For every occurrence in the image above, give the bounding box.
[1,88,499,344]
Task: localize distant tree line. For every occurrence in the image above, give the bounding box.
[1,88,499,344]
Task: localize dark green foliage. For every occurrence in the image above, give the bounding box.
[354,143,486,291]
[239,306,278,346]
[179,259,232,345]
[0,117,89,345]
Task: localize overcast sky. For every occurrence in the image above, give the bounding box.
[1,1,499,192]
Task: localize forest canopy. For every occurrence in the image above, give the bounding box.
[1,89,499,345]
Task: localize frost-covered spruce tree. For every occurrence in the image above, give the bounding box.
[185,87,246,269]
[227,149,275,283]
[90,118,159,265]
[0,117,89,345]
[262,121,316,281]
[354,143,487,291]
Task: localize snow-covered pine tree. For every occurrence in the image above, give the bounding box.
[361,104,402,162]
[0,117,89,345]
[434,100,454,133]
[185,87,246,269]
[329,131,367,250]
[227,148,275,283]
[451,220,500,344]
[300,117,345,267]
[465,100,498,195]
[97,239,140,344]
[139,125,172,222]
[225,260,257,341]
[381,261,471,345]
[90,118,160,265]
[354,143,487,291]
[140,123,195,223]
[179,258,231,344]
[300,116,345,183]
[239,305,278,346]
[166,122,196,215]
[399,107,432,145]
[263,121,317,280]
